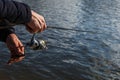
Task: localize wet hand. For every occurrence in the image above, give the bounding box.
[26,10,47,33]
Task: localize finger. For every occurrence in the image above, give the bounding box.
[17,41,24,55]
[41,22,47,32]
[37,17,46,32]
[40,16,47,31]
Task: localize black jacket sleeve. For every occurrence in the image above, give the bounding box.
[0,27,15,42]
[0,0,32,24]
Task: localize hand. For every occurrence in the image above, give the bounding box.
[6,33,25,65]
[26,10,47,33]
[6,33,24,56]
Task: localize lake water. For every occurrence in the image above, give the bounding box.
[0,0,120,80]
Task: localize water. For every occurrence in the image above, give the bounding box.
[0,0,120,80]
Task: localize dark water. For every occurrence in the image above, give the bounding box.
[0,0,120,80]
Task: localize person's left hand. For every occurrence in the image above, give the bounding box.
[6,33,25,65]
[26,10,47,33]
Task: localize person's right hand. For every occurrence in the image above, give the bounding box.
[26,10,47,33]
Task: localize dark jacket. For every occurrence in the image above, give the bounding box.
[0,0,32,42]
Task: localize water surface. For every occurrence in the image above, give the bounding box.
[0,0,120,80]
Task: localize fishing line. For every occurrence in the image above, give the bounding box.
[48,26,98,33]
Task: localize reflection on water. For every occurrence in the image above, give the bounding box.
[0,0,120,80]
